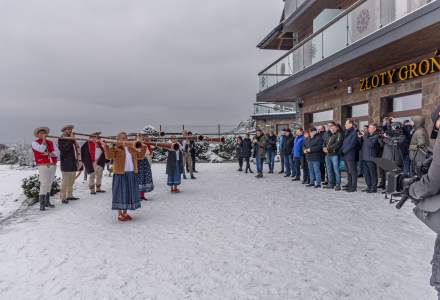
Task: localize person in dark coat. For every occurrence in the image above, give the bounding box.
[235,136,244,171]
[242,133,253,173]
[58,124,80,203]
[317,126,328,184]
[341,119,359,192]
[303,128,324,188]
[265,131,277,173]
[81,132,107,195]
[166,136,184,193]
[323,122,343,191]
[253,129,267,178]
[301,130,310,184]
[283,129,294,177]
[359,124,380,193]
[408,107,440,298]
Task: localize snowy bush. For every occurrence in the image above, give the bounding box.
[21,175,61,200]
[0,144,33,166]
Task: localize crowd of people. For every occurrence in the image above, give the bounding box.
[235,115,430,194]
[31,125,199,222]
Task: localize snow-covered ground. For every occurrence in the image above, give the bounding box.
[0,165,36,221]
[0,163,437,299]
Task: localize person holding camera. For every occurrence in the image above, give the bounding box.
[409,115,429,175]
[407,105,440,298]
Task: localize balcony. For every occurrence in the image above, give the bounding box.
[258,0,436,93]
[252,102,297,119]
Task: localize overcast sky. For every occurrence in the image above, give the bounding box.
[0,0,283,144]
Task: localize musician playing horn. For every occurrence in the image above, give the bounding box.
[167,136,184,193]
[81,131,106,195]
[100,132,146,222]
[32,127,57,211]
[58,124,81,203]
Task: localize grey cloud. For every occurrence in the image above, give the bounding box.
[0,0,283,143]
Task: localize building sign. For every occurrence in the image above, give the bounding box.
[360,52,440,92]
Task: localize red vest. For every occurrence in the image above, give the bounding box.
[33,139,58,165]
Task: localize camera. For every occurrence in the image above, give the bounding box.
[379,144,433,208]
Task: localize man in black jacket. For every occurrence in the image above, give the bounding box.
[303,128,324,188]
[359,124,380,193]
[58,125,80,203]
[323,122,343,191]
[242,133,253,173]
[283,129,294,177]
[341,119,359,192]
[265,131,277,173]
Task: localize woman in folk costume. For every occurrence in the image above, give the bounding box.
[137,136,154,201]
[32,127,57,211]
[101,132,146,222]
[166,136,184,193]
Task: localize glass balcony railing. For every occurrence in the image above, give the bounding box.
[258,0,434,92]
[253,102,297,116]
[284,0,308,19]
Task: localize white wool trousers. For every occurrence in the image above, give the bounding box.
[38,165,57,196]
[89,163,104,191]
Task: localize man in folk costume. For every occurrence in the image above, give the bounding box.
[81,132,106,195]
[180,130,196,180]
[58,124,81,204]
[188,131,198,173]
[32,127,57,211]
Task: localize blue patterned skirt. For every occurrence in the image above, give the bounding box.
[112,172,141,210]
[167,161,181,186]
[137,158,154,193]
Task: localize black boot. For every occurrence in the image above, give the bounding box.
[46,193,55,208]
[39,195,46,211]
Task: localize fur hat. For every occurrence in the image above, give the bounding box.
[33,127,50,137]
[61,124,74,132]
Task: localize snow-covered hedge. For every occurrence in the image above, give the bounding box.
[21,174,61,200]
[0,144,34,166]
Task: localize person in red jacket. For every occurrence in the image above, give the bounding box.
[32,127,58,211]
[80,132,106,195]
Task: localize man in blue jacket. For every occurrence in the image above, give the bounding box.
[292,128,304,181]
[341,119,360,192]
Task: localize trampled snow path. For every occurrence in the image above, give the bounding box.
[0,163,437,299]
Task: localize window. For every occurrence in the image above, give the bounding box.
[312,109,334,123]
[351,103,369,117]
[392,93,422,112]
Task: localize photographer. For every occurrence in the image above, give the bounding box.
[378,118,407,189]
[408,105,440,298]
[409,115,429,175]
